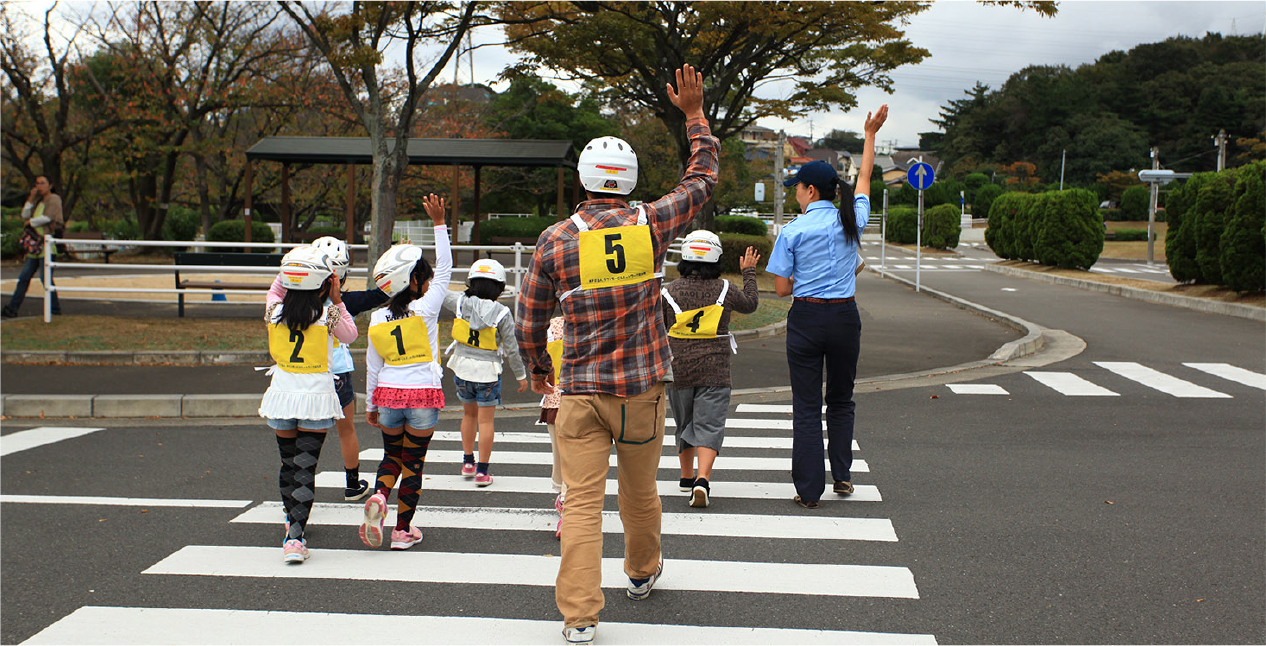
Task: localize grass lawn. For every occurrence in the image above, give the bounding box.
[1102,221,1168,261]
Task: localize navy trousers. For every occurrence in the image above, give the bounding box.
[785,299,861,502]
[7,256,59,314]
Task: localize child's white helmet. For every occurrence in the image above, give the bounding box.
[467,258,506,285]
[578,136,638,195]
[680,229,723,264]
[278,246,335,291]
[311,236,350,285]
[372,244,424,298]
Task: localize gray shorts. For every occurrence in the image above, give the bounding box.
[667,386,730,453]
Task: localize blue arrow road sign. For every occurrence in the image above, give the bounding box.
[907,162,935,190]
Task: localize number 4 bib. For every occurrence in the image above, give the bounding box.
[662,281,738,353]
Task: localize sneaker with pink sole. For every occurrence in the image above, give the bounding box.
[390,526,424,550]
[554,493,564,538]
[282,538,309,564]
[475,472,493,487]
[358,492,387,548]
[460,462,477,477]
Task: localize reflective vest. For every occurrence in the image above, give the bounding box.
[661,281,738,354]
[559,205,662,301]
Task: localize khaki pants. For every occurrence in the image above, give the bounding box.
[555,381,666,629]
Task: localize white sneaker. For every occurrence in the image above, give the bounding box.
[562,625,595,644]
[626,561,663,600]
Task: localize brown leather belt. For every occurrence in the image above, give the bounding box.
[793,296,855,304]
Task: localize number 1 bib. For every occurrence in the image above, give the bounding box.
[370,316,433,365]
[268,323,330,373]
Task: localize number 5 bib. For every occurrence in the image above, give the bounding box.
[564,206,660,299]
[370,316,433,365]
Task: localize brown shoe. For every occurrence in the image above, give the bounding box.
[833,480,854,496]
[794,495,819,509]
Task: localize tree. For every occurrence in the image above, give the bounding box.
[818,129,864,152]
[280,0,478,275]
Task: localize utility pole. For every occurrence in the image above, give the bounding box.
[774,130,786,234]
[1147,147,1159,265]
[1059,149,1066,190]
[1214,130,1228,172]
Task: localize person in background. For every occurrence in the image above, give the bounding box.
[4,176,64,318]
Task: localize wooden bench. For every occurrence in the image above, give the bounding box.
[173,251,284,317]
[62,231,117,263]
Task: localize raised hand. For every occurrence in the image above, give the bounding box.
[864,104,889,136]
[739,246,761,270]
[422,193,448,226]
[667,63,705,120]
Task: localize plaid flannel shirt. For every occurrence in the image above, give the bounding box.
[516,116,719,397]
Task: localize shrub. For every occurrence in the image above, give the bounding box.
[207,219,276,253]
[1119,185,1150,221]
[714,215,767,236]
[1,215,23,258]
[105,218,141,240]
[964,173,989,192]
[478,215,557,244]
[1165,172,1206,282]
[1193,171,1238,285]
[884,207,918,244]
[162,206,201,242]
[1011,192,1047,262]
[1219,162,1266,293]
[973,183,1002,220]
[65,220,91,233]
[986,192,1028,259]
[716,233,772,274]
[1034,189,1103,269]
[922,204,961,250]
[1111,228,1149,241]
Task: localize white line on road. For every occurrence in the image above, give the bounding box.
[1024,372,1119,396]
[314,473,883,502]
[1182,363,1266,391]
[1,426,106,457]
[233,501,899,542]
[0,495,253,508]
[143,545,921,599]
[1094,362,1232,398]
[354,449,869,473]
[946,384,1009,395]
[427,430,809,450]
[22,606,938,645]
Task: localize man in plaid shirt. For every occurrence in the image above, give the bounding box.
[516,64,718,644]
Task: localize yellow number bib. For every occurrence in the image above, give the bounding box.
[577,225,655,289]
[668,303,725,339]
[369,317,433,365]
[546,338,564,382]
[268,323,330,373]
[451,318,498,351]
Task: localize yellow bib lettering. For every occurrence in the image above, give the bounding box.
[370,317,433,365]
[268,323,330,373]
[546,338,564,383]
[577,225,655,289]
[451,318,498,351]
[668,304,724,339]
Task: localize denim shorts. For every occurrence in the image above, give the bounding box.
[454,376,502,407]
[266,417,335,431]
[377,406,439,430]
[334,373,355,409]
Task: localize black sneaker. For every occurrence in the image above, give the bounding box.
[344,479,371,501]
[1,306,17,318]
[678,477,694,492]
[689,478,710,508]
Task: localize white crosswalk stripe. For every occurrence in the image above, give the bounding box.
[1024,372,1119,396]
[1182,363,1266,390]
[1094,362,1232,398]
[31,408,930,643]
[940,361,1256,399]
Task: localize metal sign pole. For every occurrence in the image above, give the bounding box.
[881,189,888,274]
[916,189,923,293]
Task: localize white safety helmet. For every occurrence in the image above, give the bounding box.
[466,258,507,285]
[578,136,638,195]
[679,229,723,264]
[278,246,335,291]
[311,236,350,285]
[372,244,424,298]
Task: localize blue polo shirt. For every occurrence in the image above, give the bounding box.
[767,196,870,299]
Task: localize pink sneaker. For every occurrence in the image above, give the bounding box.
[554,493,564,538]
[358,492,387,548]
[282,538,309,564]
[460,463,477,477]
[475,472,493,487]
[390,526,424,550]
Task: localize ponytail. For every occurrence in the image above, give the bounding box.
[833,177,860,245]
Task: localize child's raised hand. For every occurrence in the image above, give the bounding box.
[326,274,343,305]
[739,246,761,270]
[422,193,448,227]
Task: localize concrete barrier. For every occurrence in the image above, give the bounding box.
[92,394,182,418]
[4,394,94,417]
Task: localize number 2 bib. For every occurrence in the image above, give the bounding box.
[268,323,330,373]
[370,316,433,365]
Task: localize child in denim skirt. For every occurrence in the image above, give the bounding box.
[443,258,528,486]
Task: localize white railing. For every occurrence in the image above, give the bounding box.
[36,236,534,323]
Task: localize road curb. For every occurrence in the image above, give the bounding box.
[983,263,1266,322]
[1,349,272,366]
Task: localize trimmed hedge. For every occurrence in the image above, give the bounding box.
[714,215,767,236]
[1219,162,1265,292]
[922,204,961,250]
[1,215,22,258]
[884,207,918,244]
[1119,185,1150,221]
[985,192,1028,259]
[478,215,557,244]
[985,189,1103,269]
[716,233,772,274]
[1111,228,1149,241]
[1163,163,1265,291]
[973,183,1003,220]
[207,220,276,253]
[1164,172,1206,282]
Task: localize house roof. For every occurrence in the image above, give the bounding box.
[244,137,577,168]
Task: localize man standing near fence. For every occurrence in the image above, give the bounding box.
[4,176,63,318]
[516,64,718,644]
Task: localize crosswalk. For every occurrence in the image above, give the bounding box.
[22,409,936,644]
[945,361,1265,398]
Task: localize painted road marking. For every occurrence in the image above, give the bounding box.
[354,450,868,473]
[428,430,807,450]
[1,427,106,457]
[144,545,920,599]
[1182,363,1266,391]
[1094,362,1231,398]
[946,384,1009,395]
[0,495,251,508]
[232,501,899,542]
[1024,372,1119,396]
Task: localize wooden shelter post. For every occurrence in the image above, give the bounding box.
[472,165,482,253]
[345,164,356,260]
[557,167,565,220]
[280,163,291,243]
[450,165,461,243]
[243,160,253,243]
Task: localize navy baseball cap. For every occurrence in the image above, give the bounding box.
[783,160,838,187]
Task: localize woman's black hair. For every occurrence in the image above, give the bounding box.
[677,259,723,280]
[807,177,860,246]
[388,255,435,319]
[280,281,331,332]
[465,276,505,301]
